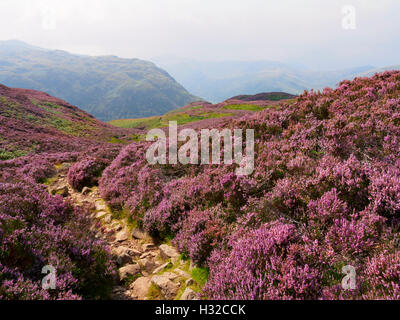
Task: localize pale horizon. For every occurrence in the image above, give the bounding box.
[0,0,399,71]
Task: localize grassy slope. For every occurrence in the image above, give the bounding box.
[109,99,290,130]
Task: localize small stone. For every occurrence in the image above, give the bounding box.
[116,228,129,242]
[95,200,107,211]
[159,244,180,263]
[142,243,156,251]
[52,185,69,197]
[153,262,172,274]
[151,274,180,300]
[132,228,151,240]
[130,277,151,300]
[119,264,141,282]
[116,253,133,267]
[174,269,190,278]
[104,214,112,224]
[82,187,91,195]
[180,288,197,300]
[162,272,179,281]
[139,258,160,274]
[185,278,195,287]
[139,252,152,259]
[114,246,141,259]
[96,211,107,219]
[60,163,72,172]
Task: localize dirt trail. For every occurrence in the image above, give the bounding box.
[47,163,199,300]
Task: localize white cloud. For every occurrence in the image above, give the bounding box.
[0,0,398,69]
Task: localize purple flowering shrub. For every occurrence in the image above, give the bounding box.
[67,158,106,191]
[67,145,121,191]
[100,71,400,299]
[203,221,321,299]
[0,182,115,300]
[173,207,226,264]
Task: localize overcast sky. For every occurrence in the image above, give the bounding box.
[0,0,398,70]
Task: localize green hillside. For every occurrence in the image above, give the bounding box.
[0,40,198,121]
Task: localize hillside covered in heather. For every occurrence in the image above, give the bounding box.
[1,71,400,300]
[100,71,400,299]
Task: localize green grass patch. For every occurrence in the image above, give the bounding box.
[0,148,28,160]
[222,104,268,112]
[191,267,209,287]
[110,112,234,130]
[147,283,163,300]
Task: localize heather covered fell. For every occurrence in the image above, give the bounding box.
[100,71,400,299]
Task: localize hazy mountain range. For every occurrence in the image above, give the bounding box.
[152,56,400,102]
[0,40,197,121]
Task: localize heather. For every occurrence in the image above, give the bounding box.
[0,85,133,300]
[0,84,134,160]
[0,181,115,300]
[100,71,400,299]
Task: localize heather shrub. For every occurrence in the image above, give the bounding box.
[67,157,107,191]
[98,71,400,299]
[203,221,321,300]
[0,182,115,300]
[362,250,400,299]
[173,207,226,265]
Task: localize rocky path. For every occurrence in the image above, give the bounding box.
[48,163,198,300]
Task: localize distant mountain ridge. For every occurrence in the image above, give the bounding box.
[0,40,197,121]
[152,56,399,102]
[230,92,297,101]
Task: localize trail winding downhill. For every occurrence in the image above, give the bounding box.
[47,163,199,300]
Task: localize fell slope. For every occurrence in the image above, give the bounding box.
[101,71,400,300]
[0,83,134,160]
[0,40,197,121]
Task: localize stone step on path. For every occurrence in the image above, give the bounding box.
[47,163,200,300]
